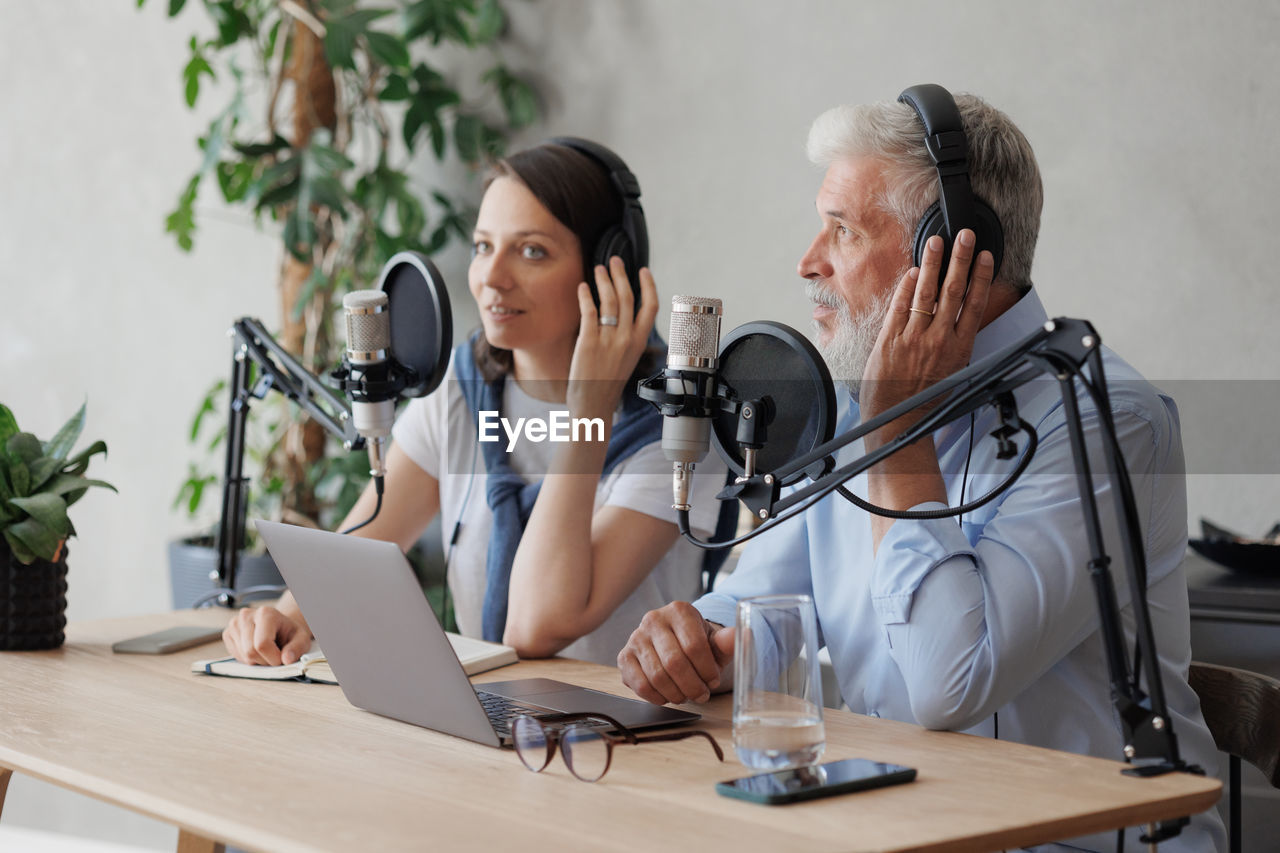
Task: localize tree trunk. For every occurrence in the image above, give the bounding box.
[277,18,337,523]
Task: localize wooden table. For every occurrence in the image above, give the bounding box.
[0,611,1220,853]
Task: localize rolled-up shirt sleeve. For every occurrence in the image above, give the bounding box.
[870,509,977,624]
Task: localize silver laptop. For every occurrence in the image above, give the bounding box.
[255,520,700,747]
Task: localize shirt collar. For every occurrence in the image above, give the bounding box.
[969,288,1049,364]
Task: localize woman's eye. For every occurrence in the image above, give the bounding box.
[521,244,547,260]
[472,240,491,254]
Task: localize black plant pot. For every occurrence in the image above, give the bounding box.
[168,537,284,608]
[1,539,69,651]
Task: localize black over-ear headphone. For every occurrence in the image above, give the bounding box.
[547,136,650,309]
[896,84,1004,282]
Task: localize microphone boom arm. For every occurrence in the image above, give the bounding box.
[742,321,1064,514]
[213,317,363,607]
[699,317,1200,840]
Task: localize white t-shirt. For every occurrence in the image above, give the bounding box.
[391,352,728,666]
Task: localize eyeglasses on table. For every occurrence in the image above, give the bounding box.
[512,712,724,782]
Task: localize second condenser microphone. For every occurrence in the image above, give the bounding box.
[664,295,723,509]
[343,290,394,478]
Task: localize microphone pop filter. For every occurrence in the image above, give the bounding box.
[711,322,836,486]
[376,251,452,398]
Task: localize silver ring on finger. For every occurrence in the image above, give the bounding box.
[599,315,619,327]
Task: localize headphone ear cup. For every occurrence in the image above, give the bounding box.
[912,200,1006,283]
[589,227,641,313]
[973,201,1004,283]
[911,201,946,270]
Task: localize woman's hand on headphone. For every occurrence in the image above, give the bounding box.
[567,255,659,422]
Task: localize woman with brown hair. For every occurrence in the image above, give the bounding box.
[222,139,726,667]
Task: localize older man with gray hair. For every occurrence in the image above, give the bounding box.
[619,87,1225,852]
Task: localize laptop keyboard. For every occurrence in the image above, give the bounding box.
[476,690,550,737]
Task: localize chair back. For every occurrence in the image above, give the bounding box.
[1188,661,1280,853]
[1189,661,1280,786]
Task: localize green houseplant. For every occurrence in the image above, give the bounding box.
[140,0,538,605]
[0,402,116,650]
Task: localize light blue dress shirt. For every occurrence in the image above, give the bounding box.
[695,291,1225,853]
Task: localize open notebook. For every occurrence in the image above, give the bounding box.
[192,633,517,685]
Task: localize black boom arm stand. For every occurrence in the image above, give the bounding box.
[210,317,363,608]
[678,317,1201,844]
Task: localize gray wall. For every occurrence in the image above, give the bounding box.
[2,1,1278,847]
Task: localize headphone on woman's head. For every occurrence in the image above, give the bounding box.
[897,84,1004,282]
[548,136,649,308]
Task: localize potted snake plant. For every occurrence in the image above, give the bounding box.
[0,402,116,650]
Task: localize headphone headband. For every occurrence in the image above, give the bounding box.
[896,84,1004,281]
[898,84,964,149]
[547,136,650,274]
[551,137,642,199]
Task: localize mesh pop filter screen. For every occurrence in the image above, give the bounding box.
[377,252,452,398]
[711,322,836,484]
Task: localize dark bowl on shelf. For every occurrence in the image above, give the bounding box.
[1189,519,1280,576]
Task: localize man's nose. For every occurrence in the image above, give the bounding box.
[797,231,831,280]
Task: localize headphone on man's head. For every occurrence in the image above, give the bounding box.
[896,84,1004,282]
[548,136,650,309]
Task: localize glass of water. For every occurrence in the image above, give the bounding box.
[732,594,825,770]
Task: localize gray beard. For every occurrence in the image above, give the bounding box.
[806,280,893,401]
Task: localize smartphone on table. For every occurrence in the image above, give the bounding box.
[715,758,916,805]
[111,625,225,655]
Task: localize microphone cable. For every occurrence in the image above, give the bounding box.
[835,422,1038,521]
[339,474,385,535]
[190,476,384,607]
[190,584,287,609]
[834,366,1042,521]
[191,472,387,608]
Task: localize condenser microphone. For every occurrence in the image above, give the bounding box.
[342,290,394,478]
[639,296,836,514]
[663,295,723,509]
